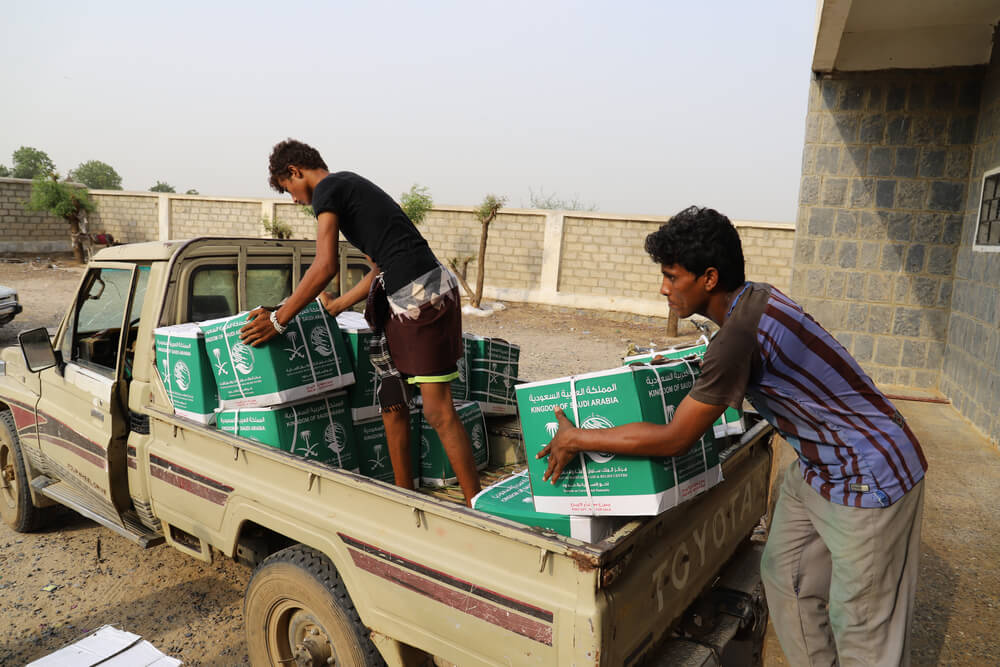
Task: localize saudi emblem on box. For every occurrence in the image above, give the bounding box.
[353,412,421,487]
[154,323,220,423]
[201,299,354,409]
[217,392,358,470]
[471,471,620,543]
[336,311,380,421]
[454,334,520,415]
[623,336,746,438]
[515,360,722,516]
[419,401,490,487]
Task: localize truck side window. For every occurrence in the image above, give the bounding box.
[123,266,150,380]
[247,267,292,308]
[72,267,132,377]
[189,267,237,321]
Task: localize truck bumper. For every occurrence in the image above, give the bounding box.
[645,542,768,667]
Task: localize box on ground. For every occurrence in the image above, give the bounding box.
[154,323,220,423]
[452,334,520,415]
[217,392,359,470]
[353,413,421,487]
[623,336,746,438]
[337,311,380,421]
[419,401,490,487]
[472,471,619,543]
[516,361,722,516]
[201,300,354,409]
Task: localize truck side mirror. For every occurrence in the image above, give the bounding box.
[18,328,58,373]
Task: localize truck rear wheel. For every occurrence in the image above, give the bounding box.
[0,410,42,532]
[245,544,385,667]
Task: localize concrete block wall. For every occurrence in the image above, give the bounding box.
[419,208,546,291]
[792,67,983,389]
[170,198,263,239]
[89,192,160,243]
[0,178,79,251]
[941,42,1000,445]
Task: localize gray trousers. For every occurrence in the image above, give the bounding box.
[761,462,925,666]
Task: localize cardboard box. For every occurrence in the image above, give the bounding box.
[336,311,380,421]
[471,471,619,543]
[154,323,220,423]
[353,413,421,487]
[201,300,354,409]
[623,337,746,438]
[452,334,519,415]
[217,392,359,470]
[419,401,490,487]
[515,361,722,516]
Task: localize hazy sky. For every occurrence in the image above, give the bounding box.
[1,1,817,222]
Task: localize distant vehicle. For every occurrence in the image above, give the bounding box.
[0,286,21,326]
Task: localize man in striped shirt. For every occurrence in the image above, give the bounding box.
[539,206,927,665]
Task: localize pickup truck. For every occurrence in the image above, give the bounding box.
[0,238,774,666]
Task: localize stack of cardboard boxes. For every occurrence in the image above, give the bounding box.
[154,304,520,486]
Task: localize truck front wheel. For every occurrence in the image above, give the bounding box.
[0,410,43,532]
[244,544,385,667]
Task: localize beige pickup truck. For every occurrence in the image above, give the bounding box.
[0,238,774,666]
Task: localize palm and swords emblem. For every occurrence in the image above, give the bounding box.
[212,348,228,375]
[285,330,306,360]
[296,430,318,457]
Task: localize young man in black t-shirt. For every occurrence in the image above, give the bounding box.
[240,139,481,505]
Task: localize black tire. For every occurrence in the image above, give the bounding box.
[0,409,43,532]
[244,544,385,667]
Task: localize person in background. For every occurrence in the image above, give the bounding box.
[240,139,481,505]
[539,206,926,666]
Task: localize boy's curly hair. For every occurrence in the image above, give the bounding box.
[268,139,328,193]
[644,206,746,291]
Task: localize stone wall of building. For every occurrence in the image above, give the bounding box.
[941,43,1000,444]
[89,191,160,243]
[170,198,263,239]
[792,67,983,389]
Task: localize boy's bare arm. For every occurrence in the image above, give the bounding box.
[319,260,378,316]
[537,395,726,483]
[240,212,340,346]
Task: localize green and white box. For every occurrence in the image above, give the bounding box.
[419,401,490,487]
[353,413,421,487]
[201,300,354,409]
[472,471,619,543]
[515,361,722,516]
[623,337,746,438]
[465,334,520,415]
[154,323,220,424]
[217,392,358,470]
[337,311,380,421]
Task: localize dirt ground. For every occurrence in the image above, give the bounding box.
[0,256,997,665]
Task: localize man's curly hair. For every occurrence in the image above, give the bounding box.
[268,139,328,193]
[644,206,746,291]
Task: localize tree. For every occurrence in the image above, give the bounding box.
[261,215,293,239]
[400,184,433,225]
[0,165,10,177]
[528,186,597,211]
[11,146,56,180]
[185,188,199,195]
[469,195,506,308]
[26,174,96,263]
[149,181,175,193]
[70,160,122,190]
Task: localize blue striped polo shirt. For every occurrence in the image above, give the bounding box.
[689,282,927,508]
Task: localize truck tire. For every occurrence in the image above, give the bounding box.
[0,410,43,532]
[244,544,386,667]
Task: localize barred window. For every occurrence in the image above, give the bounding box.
[975,168,1000,250]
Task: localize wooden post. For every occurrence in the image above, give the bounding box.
[666,308,679,338]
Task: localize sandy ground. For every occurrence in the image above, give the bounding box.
[0,256,997,665]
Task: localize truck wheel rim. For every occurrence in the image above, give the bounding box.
[267,600,337,666]
[0,443,16,511]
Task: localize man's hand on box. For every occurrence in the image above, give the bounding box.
[538,406,579,483]
[240,307,280,347]
[317,291,345,317]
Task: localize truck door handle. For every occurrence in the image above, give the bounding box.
[90,409,105,422]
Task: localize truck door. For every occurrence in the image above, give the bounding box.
[35,263,148,518]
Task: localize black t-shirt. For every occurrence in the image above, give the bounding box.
[311,171,438,293]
